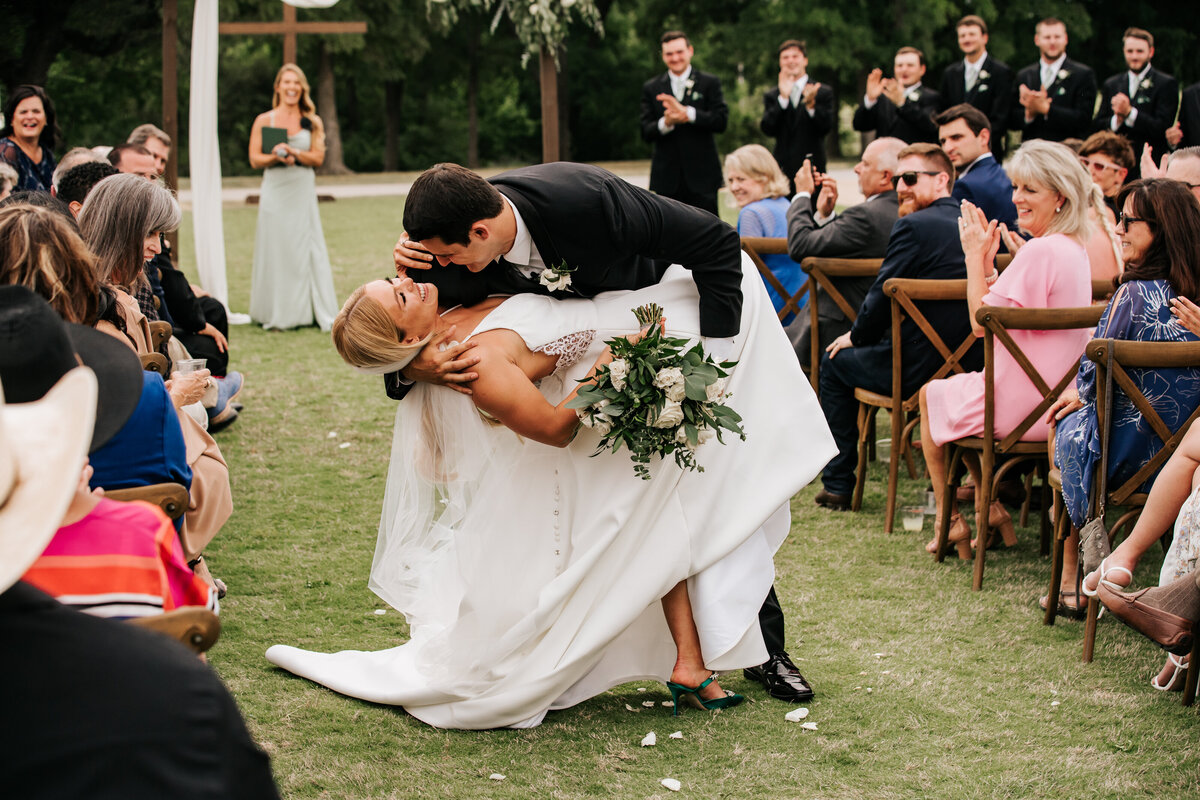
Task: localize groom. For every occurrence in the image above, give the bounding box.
[388,161,816,703]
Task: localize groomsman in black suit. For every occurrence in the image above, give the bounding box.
[1012,17,1097,143]
[1171,84,1200,149]
[1093,28,1178,179]
[760,39,835,195]
[640,31,728,215]
[853,47,941,144]
[391,162,818,703]
[938,15,1012,159]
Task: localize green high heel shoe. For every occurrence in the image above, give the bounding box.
[665,673,745,716]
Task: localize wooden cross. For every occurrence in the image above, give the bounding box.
[217,2,367,66]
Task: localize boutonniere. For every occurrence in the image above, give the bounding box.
[979,69,990,80]
[684,78,695,94]
[1056,86,1066,96]
[539,260,575,293]
[976,84,989,93]
[1057,69,1070,81]
[1140,78,1153,91]
[907,88,920,102]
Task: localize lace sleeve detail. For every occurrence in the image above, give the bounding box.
[534,330,596,379]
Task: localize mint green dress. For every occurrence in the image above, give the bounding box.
[249,126,338,331]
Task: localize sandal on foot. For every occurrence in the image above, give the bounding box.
[1152,653,1190,692]
[1039,590,1086,620]
[1081,557,1133,598]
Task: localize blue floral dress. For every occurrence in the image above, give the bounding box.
[1055,280,1200,527]
[737,196,806,324]
[0,137,55,192]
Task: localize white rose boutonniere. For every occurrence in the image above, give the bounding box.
[539,260,575,293]
[1057,69,1069,81]
[684,78,695,94]
[1140,78,1153,91]
[979,69,990,80]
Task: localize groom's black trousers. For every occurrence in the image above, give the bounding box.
[758,586,786,655]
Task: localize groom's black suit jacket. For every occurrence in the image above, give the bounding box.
[384,162,743,400]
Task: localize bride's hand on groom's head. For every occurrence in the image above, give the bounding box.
[401,325,482,395]
[394,232,435,274]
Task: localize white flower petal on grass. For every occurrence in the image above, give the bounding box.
[668,731,683,739]
[489,773,506,781]
[661,778,682,792]
[642,701,655,707]
[866,688,873,693]
[784,707,810,722]
[326,431,338,438]
[373,609,386,616]
[661,701,674,708]
[800,722,818,731]
[338,442,352,449]
[641,732,657,747]
[1051,701,1061,707]
[637,687,647,692]
[625,704,638,712]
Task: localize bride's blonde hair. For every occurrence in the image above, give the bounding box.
[331,285,435,374]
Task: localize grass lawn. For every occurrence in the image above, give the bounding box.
[180,195,1198,799]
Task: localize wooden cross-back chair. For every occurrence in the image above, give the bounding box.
[104,482,190,522]
[933,304,1105,590]
[740,237,812,325]
[148,320,172,354]
[800,257,883,393]
[128,607,221,654]
[852,277,980,533]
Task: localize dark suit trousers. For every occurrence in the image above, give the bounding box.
[758,586,786,655]
[663,184,719,216]
[818,341,895,494]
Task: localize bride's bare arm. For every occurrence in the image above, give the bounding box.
[469,341,613,447]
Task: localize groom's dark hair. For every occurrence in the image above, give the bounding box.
[403,163,504,246]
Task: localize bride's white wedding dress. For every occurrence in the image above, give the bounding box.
[267,260,835,729]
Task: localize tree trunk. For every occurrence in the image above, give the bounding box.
[466,22,480,168]
[383,79,404,172]
[316,41,352,175]
[539,47,559,163]
[556,45,570,161]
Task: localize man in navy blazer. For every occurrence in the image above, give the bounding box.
[1092,28,1178,179]
[813,144,982,510]
[936,104,1016,229]
[938,15,1012,159]
[640,31,728,214]
[1012,18,1097,143]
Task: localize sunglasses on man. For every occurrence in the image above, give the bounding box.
[891,171,941,188]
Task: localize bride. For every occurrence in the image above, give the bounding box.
[266,259,835,729]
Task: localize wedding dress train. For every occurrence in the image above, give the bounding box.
[267,259,835,729]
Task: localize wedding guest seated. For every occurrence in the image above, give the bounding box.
[1050,178,1200,615]
[935,103,1017,228]
[815,143,980,511]
[107,143,158,182]
[55,159,118,217]
[724,143,806,324]
[920,140,1096,557]
[0,85,58,192]
[78,173,243,428]
[1089,419,1200,690]
[49,145,104,195]
[1076,132,1131,282]
[786,137,903,366]
[0,286,215,619]
[0,341,279,799]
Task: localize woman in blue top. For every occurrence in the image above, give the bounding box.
[0,86,58,193]
[1048,179,1200,617]
[724,144,805,324]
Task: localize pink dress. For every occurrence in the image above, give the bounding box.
[925,234,1093,446]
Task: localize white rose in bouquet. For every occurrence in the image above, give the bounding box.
[653,400,685,428]
[705,377,728,402]
[608,359,629,391]
[654,367,685,393]
[665,381,686,402]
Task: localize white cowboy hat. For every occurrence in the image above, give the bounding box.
[0,367,96,593]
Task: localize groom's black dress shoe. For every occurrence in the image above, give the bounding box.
[814,489,851,511]
[743,652,815,703]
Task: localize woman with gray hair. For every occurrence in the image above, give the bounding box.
[724,143,806,323]
[917,140,1102,559]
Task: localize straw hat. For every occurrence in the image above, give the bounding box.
[0,368,96,593]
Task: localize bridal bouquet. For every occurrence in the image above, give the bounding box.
[567,303,745,479]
